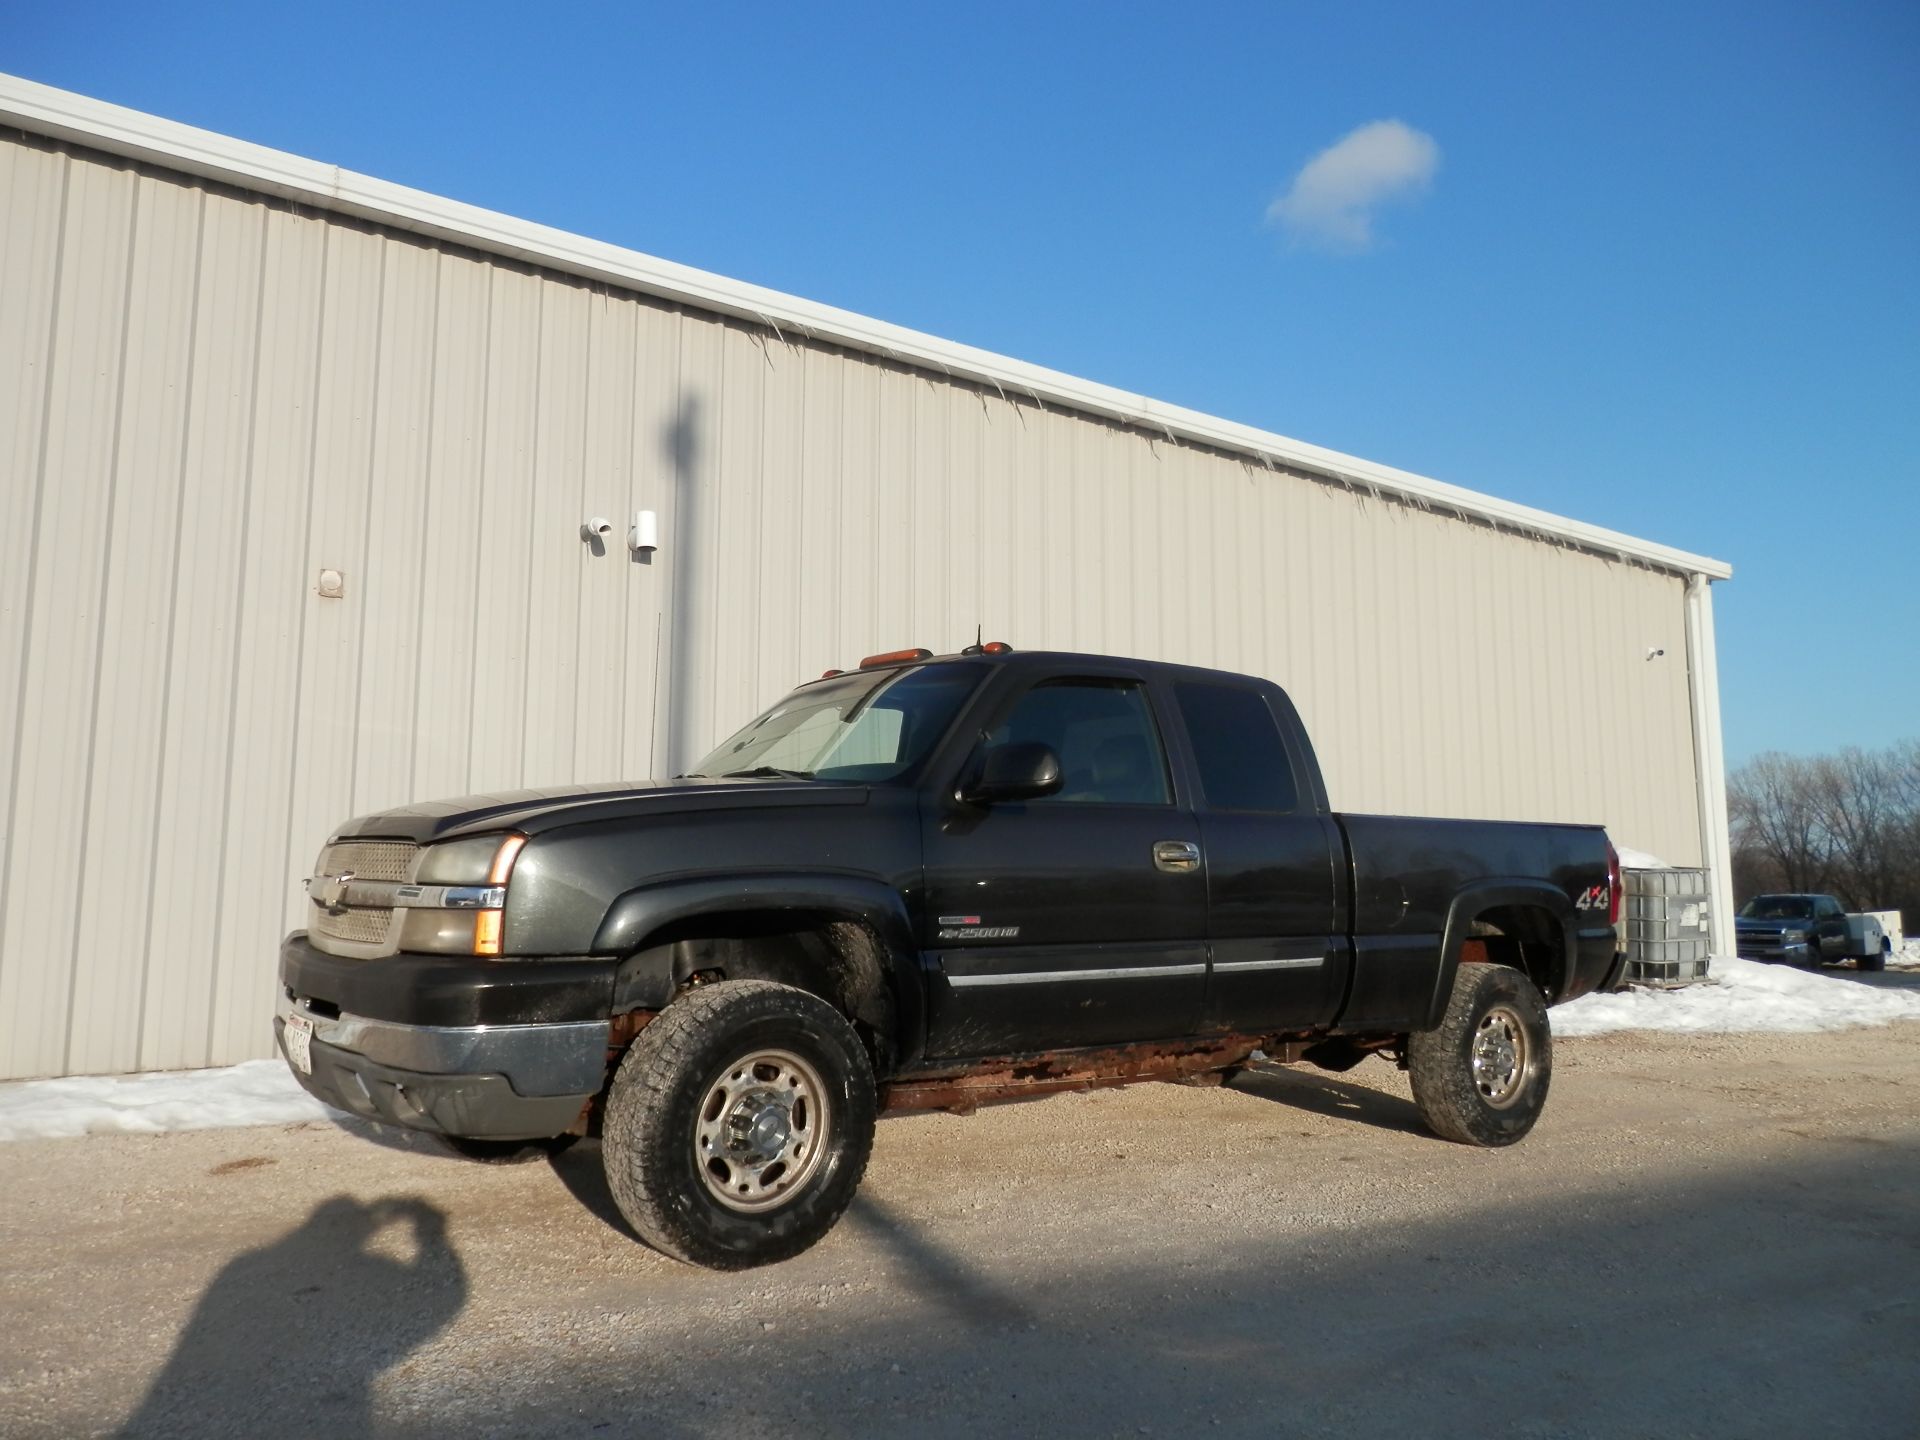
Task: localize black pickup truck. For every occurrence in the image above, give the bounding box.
[278,645,1623,1269]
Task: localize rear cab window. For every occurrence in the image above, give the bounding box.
[1173,681,1300,813]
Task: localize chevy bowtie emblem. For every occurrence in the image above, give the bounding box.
[311,871,356,913]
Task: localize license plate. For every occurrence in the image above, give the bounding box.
[284,1013,314,1075]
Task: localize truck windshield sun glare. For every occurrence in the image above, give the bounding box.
[685,663,984,785]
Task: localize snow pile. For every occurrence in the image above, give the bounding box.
[1613,845,1674,870]
[0,1058,342,1144]
[1553,955,1920,1037]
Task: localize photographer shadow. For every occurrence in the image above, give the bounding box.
[118,1194,466,1439]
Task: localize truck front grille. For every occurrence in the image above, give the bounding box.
[317,840,418,882]
[311,906,394,947]
[308,839,418,954]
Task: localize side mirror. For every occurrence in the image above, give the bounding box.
[962,742,1063,805]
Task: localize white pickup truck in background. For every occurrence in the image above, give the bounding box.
[1860,910,1905,956]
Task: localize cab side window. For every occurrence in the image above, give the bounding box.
[1174,681,1300,813]
[1815,897,1843,921]
[991,678,1172,805]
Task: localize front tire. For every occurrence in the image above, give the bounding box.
[1409,962,1552,1147]
[601,980,876,1270]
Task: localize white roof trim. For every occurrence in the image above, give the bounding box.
[1,72,1731,580]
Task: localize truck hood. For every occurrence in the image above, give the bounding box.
[329,776,868,844]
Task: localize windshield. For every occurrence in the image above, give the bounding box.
[1739,896,1813,921]
[688,663,984,783]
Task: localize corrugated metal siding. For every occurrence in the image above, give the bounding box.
[0,136,1705,1080]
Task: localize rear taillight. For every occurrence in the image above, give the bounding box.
[1606,841,1624,928]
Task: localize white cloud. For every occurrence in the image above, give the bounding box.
[1266,120,1440,253]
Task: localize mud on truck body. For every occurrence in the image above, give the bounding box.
[278,645,1623,1269]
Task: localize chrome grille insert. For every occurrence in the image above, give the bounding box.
[317,840,418,882]
[308,839,417,955]
[311,905,394,946]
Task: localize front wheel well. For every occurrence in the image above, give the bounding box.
[613,913,898,1074]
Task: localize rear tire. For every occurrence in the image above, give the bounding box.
[601,979,875,1270]
[1409,962,1552,1147]
[1860,941,1889,974]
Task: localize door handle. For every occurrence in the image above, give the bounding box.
[1153,840,1202,873]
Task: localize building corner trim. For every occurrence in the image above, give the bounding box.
[1683,574,1737,954]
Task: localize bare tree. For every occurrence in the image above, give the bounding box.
[1729,741,1920,927]
[1808,749,1899,910]
[1729,752,1828,893]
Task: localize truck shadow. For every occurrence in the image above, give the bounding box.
[846,1194,1033,1329]
[546,1138,642,1243]
[115,1194,466,1440]
[351,1140,1920,1439]
[1227,1065,1427,1135]
[543,1138,1044,1336]
[318,1113,450,1155]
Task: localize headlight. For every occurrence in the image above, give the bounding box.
[1780,929,1807,944]
[407,834,528,956]
[415,835,513,884]
[398,908,494,953]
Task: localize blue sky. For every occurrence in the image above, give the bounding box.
[8,1,1916,765]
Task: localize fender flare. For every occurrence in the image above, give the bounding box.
[594,872,925,1066]
[1425,879,1579,1030]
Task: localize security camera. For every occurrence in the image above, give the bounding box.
[581,517,614,542]
[629,510,659,554]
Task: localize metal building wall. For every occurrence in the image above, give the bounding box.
[0,134,1704,1081]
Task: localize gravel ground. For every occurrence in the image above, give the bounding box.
[3,1019,1918,1440]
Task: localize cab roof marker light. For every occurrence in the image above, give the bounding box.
[858,647,933,669]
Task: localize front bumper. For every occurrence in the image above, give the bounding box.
[1734,934,1814,963]
[276,933,614,1140]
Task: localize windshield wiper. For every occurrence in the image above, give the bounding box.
[721,766,816,781]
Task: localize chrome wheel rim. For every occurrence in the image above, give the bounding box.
[694,1048,831,1213]
[1471,1004,1531,1109]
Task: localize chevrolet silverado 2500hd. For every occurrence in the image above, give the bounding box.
[278,645,1624,1269]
